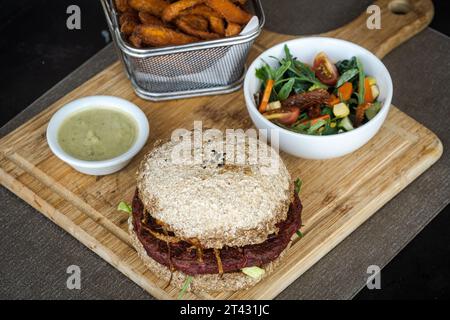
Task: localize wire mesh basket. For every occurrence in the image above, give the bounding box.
[100,0,265,101]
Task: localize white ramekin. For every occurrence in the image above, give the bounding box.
[244,37,393,159]
[46,96,149,175]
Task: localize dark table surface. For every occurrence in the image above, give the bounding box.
[0,0,449,299]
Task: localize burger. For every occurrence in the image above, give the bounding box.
[129,131,302,292]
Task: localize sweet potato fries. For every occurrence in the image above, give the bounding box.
[115,0,252,48]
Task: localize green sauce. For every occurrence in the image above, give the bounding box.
[58,108,137,161]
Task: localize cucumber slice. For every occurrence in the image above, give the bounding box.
[365,102,382,120]
[242,266,265,279]
[338,117,354,131]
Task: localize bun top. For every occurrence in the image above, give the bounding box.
[136,131,292,249]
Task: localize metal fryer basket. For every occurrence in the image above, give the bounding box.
[100,0,265,101]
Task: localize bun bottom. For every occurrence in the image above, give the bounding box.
[128,217,289,293]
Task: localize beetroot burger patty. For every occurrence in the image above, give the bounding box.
[131,188,302,275]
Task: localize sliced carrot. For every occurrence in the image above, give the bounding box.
[364,77,374,103]
[328,94,340,106]
[301,114,330,125]
[338,82,353,101]
[258,79,274,113]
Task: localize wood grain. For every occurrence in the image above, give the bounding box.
[255,0,434,59]
[0,0,441,300]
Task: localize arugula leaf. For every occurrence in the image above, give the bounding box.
[287,121,309,134]
[293,80,311,94]
[177,276,193,300]
[293,60,315,78]
[291,61,327,89]
[336,68,358,88]
[296,230,304,238]
[255,67,267,81]
[322,122,339,135]
[283,44,294,62]
[356,57,365,105]
[117,201,132,214]
[280,45,327,90]
[273,60,291,82]
[307,119,327,134]
[294,178,303,195]
[277,78,295,100]
[258,45,328,103]
[255,61,275,82]
[268,55,281,63]
[256,63,279,102]
[336,57,357,74]
[321,106,333,117]
[297,112,309,122]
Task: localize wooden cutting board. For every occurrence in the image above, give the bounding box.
[0,0,442,299]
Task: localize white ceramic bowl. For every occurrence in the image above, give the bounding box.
[244,37,393,159]
[47,96,149,175]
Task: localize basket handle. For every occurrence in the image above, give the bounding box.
[100,0,115,28]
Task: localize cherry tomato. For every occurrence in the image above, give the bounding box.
[278,107,300,125]
[263,107,300,126]
[313,52,339,86]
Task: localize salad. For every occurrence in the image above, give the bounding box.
[255,45,382,135]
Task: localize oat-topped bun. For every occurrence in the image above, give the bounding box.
[130,130,303,293]
[136,132,292,248]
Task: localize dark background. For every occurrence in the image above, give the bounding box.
[0,0,448,299]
